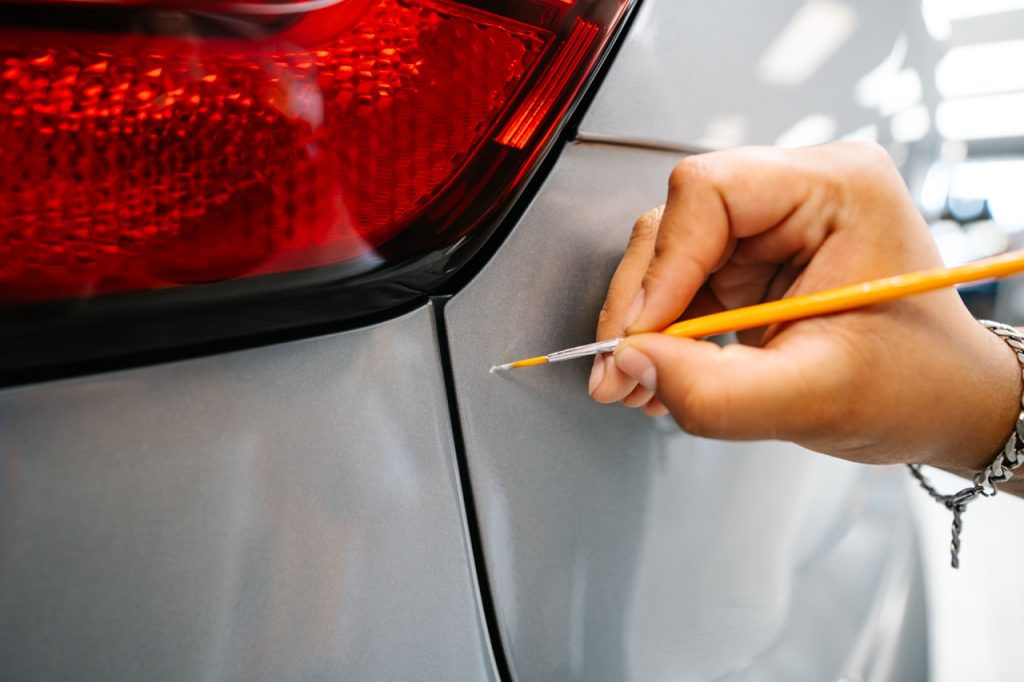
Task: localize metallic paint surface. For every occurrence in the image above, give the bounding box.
[0,305,496,682]
[580,0,912,149]
[444,142,925,681]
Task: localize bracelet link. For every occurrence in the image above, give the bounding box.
[947,485,984,507]
[908,319,1024,568]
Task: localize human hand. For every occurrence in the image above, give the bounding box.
[589,142,1021,471]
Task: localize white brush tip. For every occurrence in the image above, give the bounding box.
[489,363,513,374]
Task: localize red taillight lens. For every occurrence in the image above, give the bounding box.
[0,0,630,303]
[0,0,634,381]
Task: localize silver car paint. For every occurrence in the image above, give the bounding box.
[444,141,925,681]
[0,305,497,682]
[581,0,919,149]
[0,2,932,679]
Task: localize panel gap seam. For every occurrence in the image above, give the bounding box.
[430,296,514,682]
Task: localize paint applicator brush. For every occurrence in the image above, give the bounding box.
[489,249,1024,373]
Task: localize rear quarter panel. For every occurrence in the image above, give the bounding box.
[444,142,923,681]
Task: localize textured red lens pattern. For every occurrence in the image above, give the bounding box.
[0,1,546,299]
[497,18,597,149]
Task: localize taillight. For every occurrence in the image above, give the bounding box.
[0,0,634,377]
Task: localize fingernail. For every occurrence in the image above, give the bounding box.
[625,289,645,329]
[588,354,606,395]
[615,347,656,392]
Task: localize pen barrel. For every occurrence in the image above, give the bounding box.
[662,250,1024,339]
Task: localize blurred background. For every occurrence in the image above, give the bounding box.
[884,1,1024,679]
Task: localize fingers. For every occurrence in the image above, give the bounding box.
[592,141,909,424]
[596,205,665,341]
[612,333,842,441]
[586,141,956,462]
[590,205,664,404]
[621,384,654,408]
[642,397,669,417]
[627,145,843,334]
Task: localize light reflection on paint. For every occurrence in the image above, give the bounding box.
[757,0,858,86]
[774,113,836,147]
[696,114,748,148]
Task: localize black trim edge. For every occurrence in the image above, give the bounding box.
[430,295,514,682]
[424,5,643,678]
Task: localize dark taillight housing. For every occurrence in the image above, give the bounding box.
[0,0,634,379]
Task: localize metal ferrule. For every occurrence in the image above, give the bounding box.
[546,337,622,364]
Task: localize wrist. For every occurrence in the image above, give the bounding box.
[942,320,1023,473]
[908,319,1024,568]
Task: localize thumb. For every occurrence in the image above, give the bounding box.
[612,333,831,441]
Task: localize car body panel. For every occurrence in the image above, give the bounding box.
[0,305,496,682]
[580,0,912,149]
[443,141,925,680]
[0,1,936,678]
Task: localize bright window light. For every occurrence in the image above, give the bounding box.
[921,0,952,39]
[890,104,931,142]
[919,161,952,215]
[881,68,923,116]
[949,159,1024,231]
[758,0,858,86]
[936,40,1024,97]
[941,0,1024,19]
[841,124,879,142]
[855,36,914,113]
[941,139,968,161]
[937,91,1024,139]
[931,220,977,266]
[990,195,1024,232]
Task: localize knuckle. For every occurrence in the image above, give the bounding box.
[826,141,905,222]
[628,208,660,245]
[668,155,710,194]
[829,138,883,157]
[835,140,895,179]
[644,241,701,290]
[846,139,888,160]
[597,282,626,331]
[603,280,624,306]
[640,263,668,294]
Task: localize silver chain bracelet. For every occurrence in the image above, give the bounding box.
[908,319,1024,569]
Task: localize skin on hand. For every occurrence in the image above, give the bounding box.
[590,141,1022,476]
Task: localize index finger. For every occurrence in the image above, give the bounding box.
[590,205,661,404]
[627,145,837,333]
